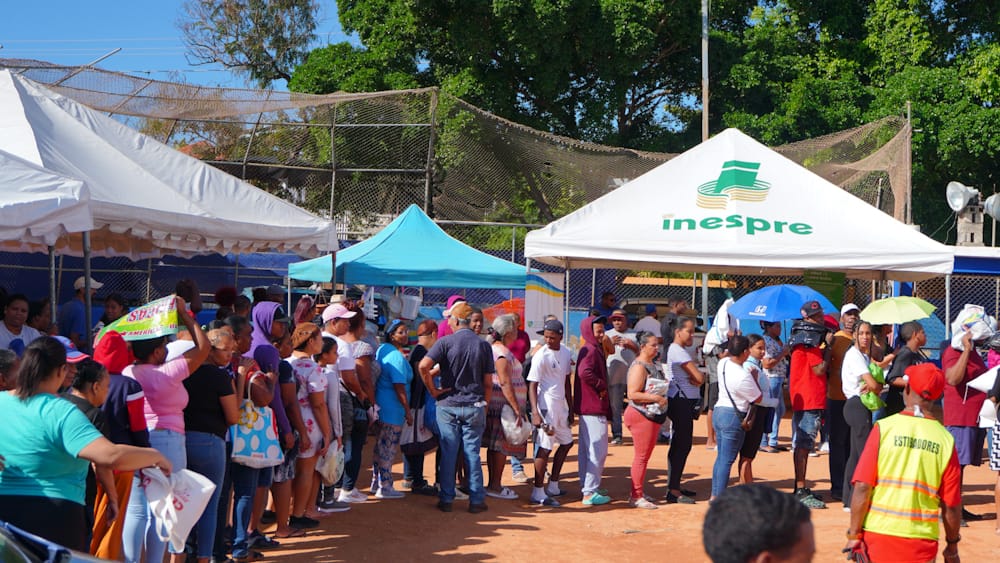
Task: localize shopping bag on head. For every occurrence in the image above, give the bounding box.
[950,304,997,350]
[316,443,345,486]
[230,373,284,468]
[142,467,216,554]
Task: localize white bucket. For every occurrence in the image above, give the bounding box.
[400,294,421,319]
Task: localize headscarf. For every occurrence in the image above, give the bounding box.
[248,301,282,371]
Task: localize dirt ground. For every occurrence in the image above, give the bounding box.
[256,417,1000,562]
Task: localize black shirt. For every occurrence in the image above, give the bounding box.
[886,347,925,415]
[182,364,235,439]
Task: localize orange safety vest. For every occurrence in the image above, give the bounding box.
[863,413,954,541]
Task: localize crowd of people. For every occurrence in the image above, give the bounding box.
[0,280,999,562]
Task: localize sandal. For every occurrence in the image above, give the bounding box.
[273,528,306,539]
[486,486,518,500]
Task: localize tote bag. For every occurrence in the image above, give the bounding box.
[143,467,216,553]
[231,372,284,468]
[400,406,438,456]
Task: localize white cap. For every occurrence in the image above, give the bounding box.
[840,303,860,316]
[74,276,103,291]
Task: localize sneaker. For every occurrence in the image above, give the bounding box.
[610,436,623,446]
[437,501,453,512]
[665,492,695,505]
[411,483,439,496]
[317,499,352,513]
[375,487,405,499]
[337,488,368,503]
[819,442,830,453]
[454,488,469,501]
[842,506,851,513]
[247,530,280,549]
[288,515,319,529]
[630,497,658,510]
[545,483,567,497]
[808,449,820,457]
[794,488,827,509]
[468,503,489,514]
[658,433,672,444]
[511,470,531,483]
[400,479,414,491]
[531,496,560,507]
[582,492,611,506]
[260,510,276,525]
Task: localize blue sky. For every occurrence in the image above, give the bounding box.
[1,1,351,89]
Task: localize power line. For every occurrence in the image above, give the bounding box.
[1,37,178,43]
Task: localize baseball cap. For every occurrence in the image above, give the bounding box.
[442,295,466,318]
[322,303,357,323]
[801,300,823,318]
[609,310,627,320]
[903,363,946,401]
[449,302,474,321]
[840,303,860,316]
[536,319,564,335]
[53,335,89,363]
[645,304,657,314]
[74,276,103,291]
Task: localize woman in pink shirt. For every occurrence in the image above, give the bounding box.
[120,297,211,563]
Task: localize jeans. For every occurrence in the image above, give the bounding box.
[122,429,187,563]
[436,404,486,505]
[665,396,695,491]
[761,377,785,447]
[213,440,234,560]
[338,408,369,492]
[577,414,608,496]
[608,383,627,440]
[711,406,745,498]
[826,398,849,498]
[185,431,226,558]
[230,463,266,555]
[842,396,873,503]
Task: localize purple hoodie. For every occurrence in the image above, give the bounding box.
[574,315,611,417]
[246,301,291,436]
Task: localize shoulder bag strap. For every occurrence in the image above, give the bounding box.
[720,361,742,414]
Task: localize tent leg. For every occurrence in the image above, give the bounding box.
[48,246,57,321]
[286,276,292,318]
[945,274,951,339]
[83,231,92,352]
[564,262,571,341]
[701,273,709,332]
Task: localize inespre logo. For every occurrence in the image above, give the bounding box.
[696,160,770,209]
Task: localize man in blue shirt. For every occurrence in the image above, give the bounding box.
[59,276,102,353]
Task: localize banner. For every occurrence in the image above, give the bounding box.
[98,295,179,343]
[802,269,845,310]
[525,273,564,337]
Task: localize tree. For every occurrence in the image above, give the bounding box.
[178,0,318,87]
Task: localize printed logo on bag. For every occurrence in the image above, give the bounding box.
[661,160,814,237]
[696,161,770,209]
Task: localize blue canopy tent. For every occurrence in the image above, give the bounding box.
[288,204,526,288]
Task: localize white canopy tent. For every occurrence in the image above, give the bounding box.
[0,148,93,247]
[525,128,953,282]
[0,70,336,258]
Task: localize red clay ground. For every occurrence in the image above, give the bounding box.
[255,417,1000,562]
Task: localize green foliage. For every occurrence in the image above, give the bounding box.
[178,0,318,87]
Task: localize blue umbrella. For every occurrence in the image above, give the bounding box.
[728,284,837,322]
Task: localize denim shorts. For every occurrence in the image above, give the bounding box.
[792,409,823,450]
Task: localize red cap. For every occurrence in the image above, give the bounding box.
[93,330,135,374]
[903,363,946,401]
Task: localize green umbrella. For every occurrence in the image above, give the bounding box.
[859,296,936,324]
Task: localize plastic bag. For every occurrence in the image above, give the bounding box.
[500,405,532,446]
[316,443,345,486]
[142,467,216,553]
[860,391,886,412]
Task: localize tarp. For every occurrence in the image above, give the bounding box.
[952,246,1000,276]
[0,149,93,245]
[0,70,336,258]
[525,128,953,281]
[289,204,526,288]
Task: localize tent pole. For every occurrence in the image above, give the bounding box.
[564,260,571,341]
[286,275,292,317]
[590,269,596,309]
[48,245,57,321]
[83,231,92,352]
[945,275,951,338]
[701,273,709,332]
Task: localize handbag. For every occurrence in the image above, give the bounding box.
[675,383,702,421]
[721,361,759,432]
[500,404,533,445]
[400,406,438,456]
[231,372,285,468]
[316,443,345,486]
[142,467,216,554]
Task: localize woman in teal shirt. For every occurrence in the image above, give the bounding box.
[373,319,414,498]
[0,336,170,551]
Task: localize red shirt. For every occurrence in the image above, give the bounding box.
[789,345,826,411]
[851,414,961,562]
[940,346,988,427]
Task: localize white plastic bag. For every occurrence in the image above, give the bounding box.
[142,467,217,553]
[316,443,345,486]
[500,405,532,446]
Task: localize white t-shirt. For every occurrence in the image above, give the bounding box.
[527,344,573,401]
[666,343,701,399]
[716,358,761,412]
[633,316,660,335]
[841,346,871,399]
[323,331,357,377]
[322,364,343,438]
[0,323,42,354]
